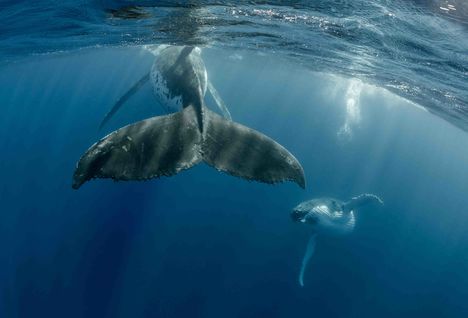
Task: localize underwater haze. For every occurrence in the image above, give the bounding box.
[1,1,468,318]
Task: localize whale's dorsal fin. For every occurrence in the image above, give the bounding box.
[299,233,317,287]
[343,193,383,213]
[99,72,151,129]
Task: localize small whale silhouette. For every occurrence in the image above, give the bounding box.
[292,194,384,286]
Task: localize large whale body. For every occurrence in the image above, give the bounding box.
[98,45,232,129]
[291,194,383,286]
[72,46,305,189]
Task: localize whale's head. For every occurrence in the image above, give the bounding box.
[291,203,324,225]
[291,198,356,235]
[291,201,321,225]
[290,207,308,223]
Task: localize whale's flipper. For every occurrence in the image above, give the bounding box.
[203,109,305,188]
[343,193,384,213]
[99,72,151,129]
[299,234,317,287]
[73,105,202,189]
[207,80,232,121]
[73,107,305,189]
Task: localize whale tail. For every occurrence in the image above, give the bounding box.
[203,109,305,187]
[72,106,305,189]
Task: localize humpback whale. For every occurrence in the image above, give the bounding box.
[99,45,231,129]
[291,194,383,286]
[72,46,305,189]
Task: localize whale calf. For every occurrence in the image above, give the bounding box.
[72,46,305,189]
[291,194,383,286]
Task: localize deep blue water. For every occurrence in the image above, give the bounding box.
[1,1,468,318]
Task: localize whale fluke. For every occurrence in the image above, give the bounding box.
[204,109,305,188]
[73,106,305,189]
[73,105,202,189]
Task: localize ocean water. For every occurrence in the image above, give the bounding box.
[1,1,468,318]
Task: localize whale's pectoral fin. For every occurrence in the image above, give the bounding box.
[207,80,232,121]
[99,72,151,130]
[73,106,202,189]
[299,234,317,287]
[344,193,384,212]
[203,109,305,188]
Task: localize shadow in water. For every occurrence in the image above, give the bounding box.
[2,185,155,318]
